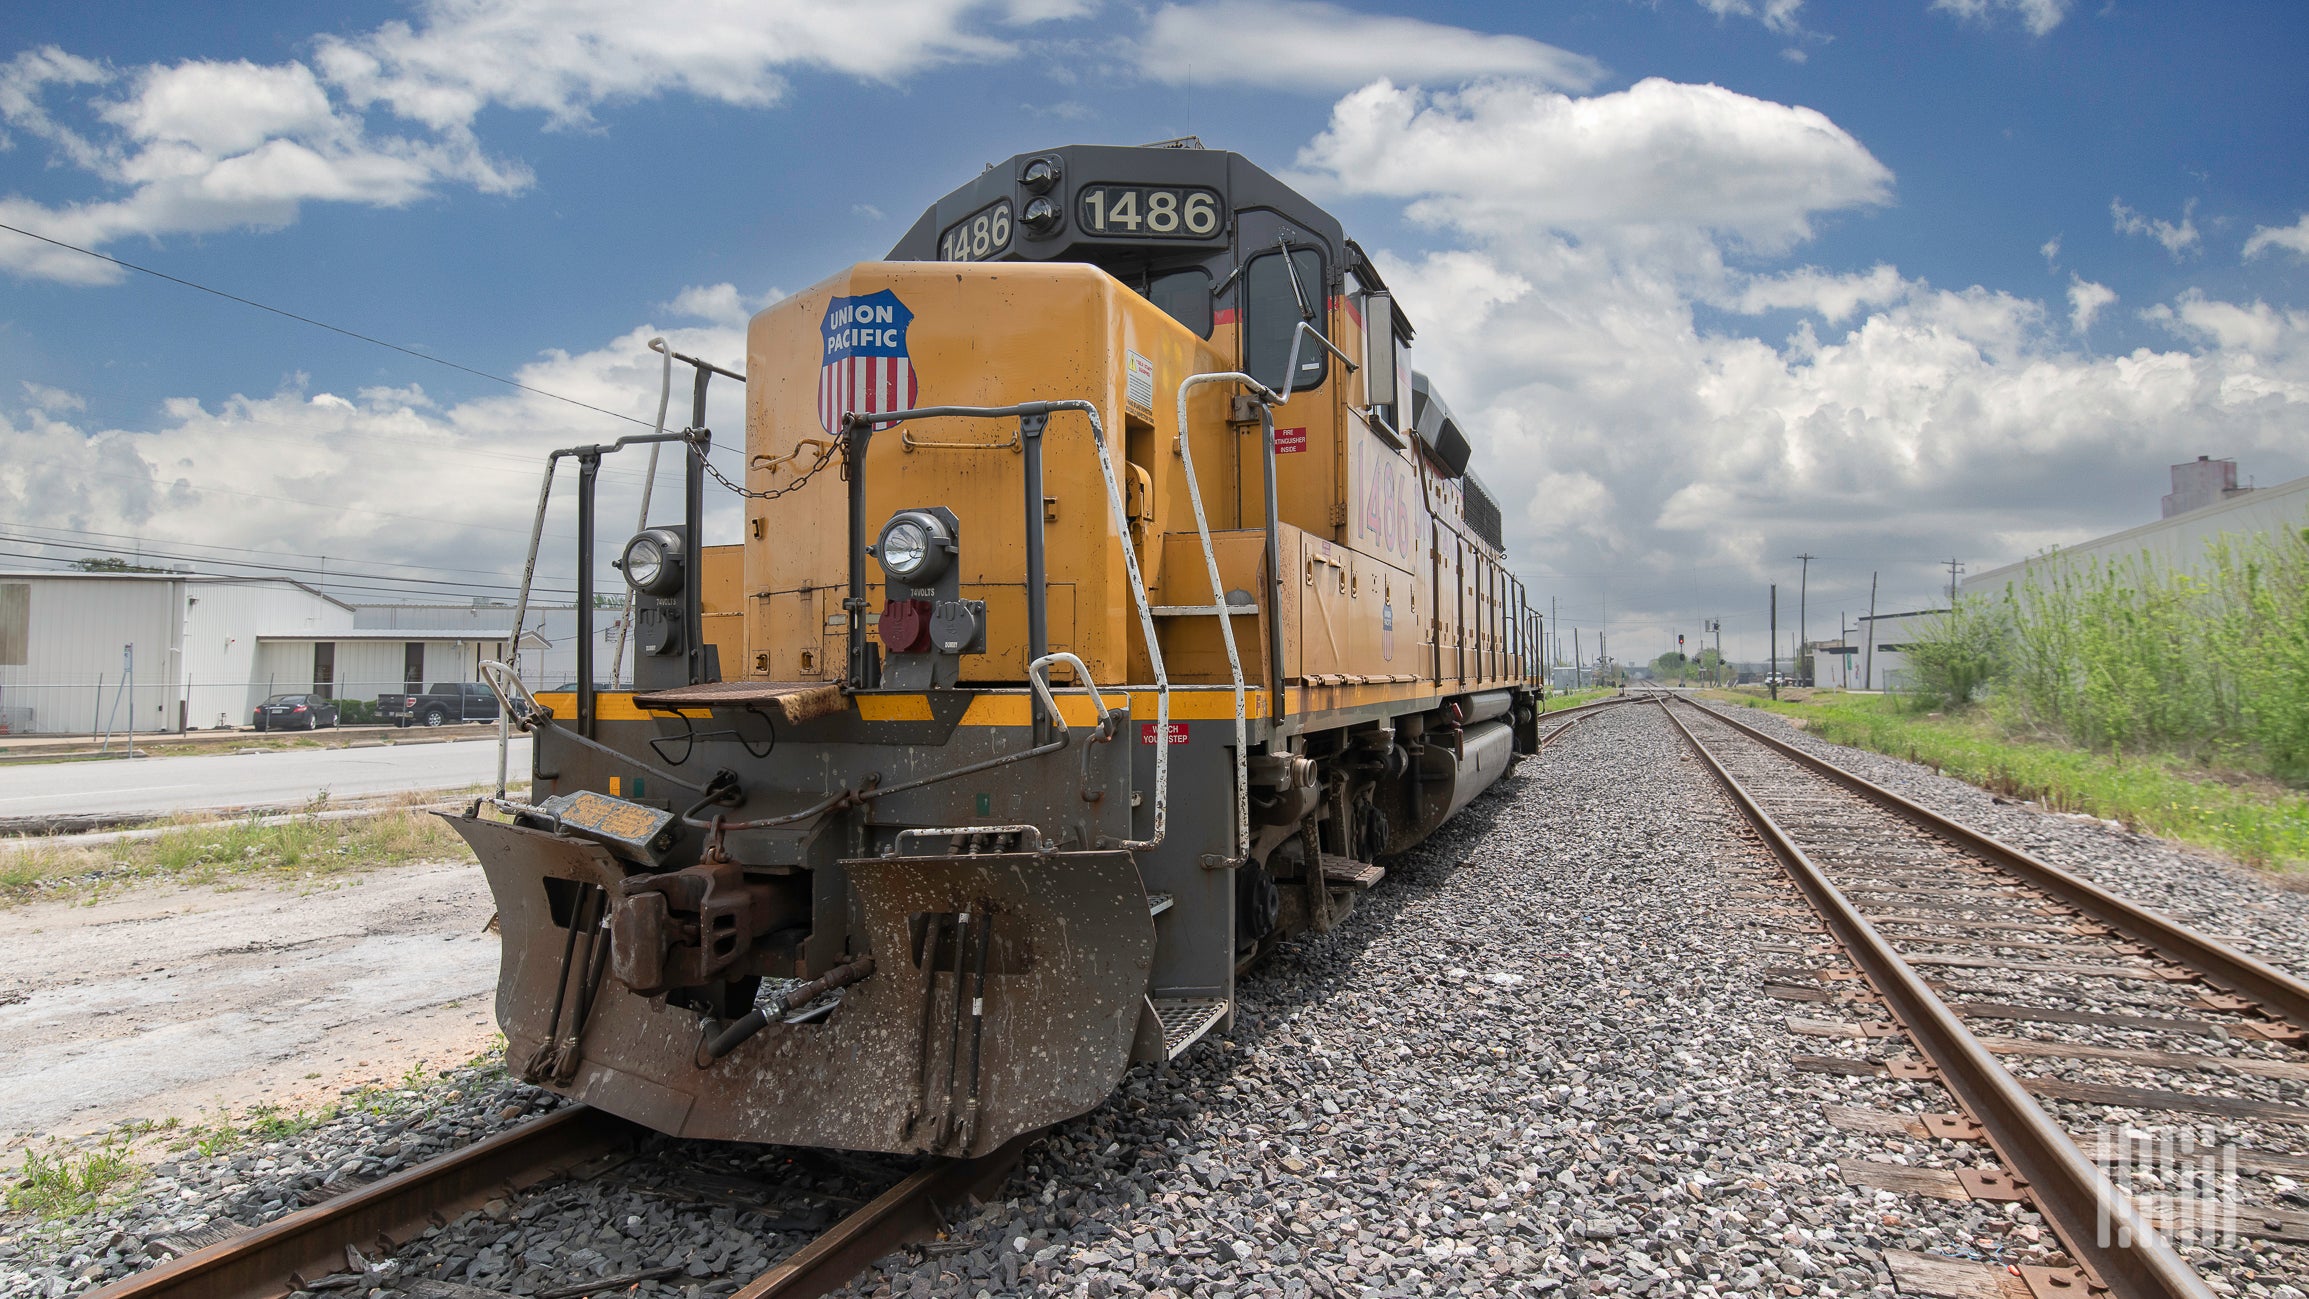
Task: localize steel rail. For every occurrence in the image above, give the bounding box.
[1688,698,2309,1036]
[1536,693,1634,719]
[1535,713,1594,751]
[94,1105,1033,1299]
[730,1131,1032,1298]
[89,1106,639,1299]
[1657,699,2211,1299]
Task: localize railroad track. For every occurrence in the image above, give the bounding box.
[1657,696,2309,1299]
[1534,691,1636,750]
[88,1105,1027,1299]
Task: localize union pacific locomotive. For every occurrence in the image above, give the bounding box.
[449,140,1544,1158]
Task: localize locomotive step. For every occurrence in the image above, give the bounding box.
[1320,854,1386,890]
[1147,892,1174,917]
[1149,996,1229,1059]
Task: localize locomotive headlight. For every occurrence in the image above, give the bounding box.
[619,527,685,596]
[1021,157,1061,193]
[1021,196,1060,236]
[873,510,953,585]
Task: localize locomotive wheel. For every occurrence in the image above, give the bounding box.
[1235,857,1280,954]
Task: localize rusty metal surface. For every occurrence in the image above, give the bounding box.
[730,1130,1034,1299]
[1658,700,2213,1299]
[1689,698,2309,1035]
[86,1107,636,1299]
[453,810,1155,1156]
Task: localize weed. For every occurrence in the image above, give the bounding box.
[0,791,485,906]
[7,1138,142,1219]
[1723,691,2309,872]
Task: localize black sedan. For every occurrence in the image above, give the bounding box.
[252,693,339,731]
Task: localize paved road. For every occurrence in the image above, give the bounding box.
[0,737,530,821]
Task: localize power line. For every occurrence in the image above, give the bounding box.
[0,536,579,600]
[0,219,651,430]
[1,519,571,586]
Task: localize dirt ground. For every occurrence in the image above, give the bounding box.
[0,862,501,1153]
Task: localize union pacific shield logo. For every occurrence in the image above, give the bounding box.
[818,289,918,433]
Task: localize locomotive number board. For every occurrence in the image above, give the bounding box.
[1078,184,1225,240]
[939,199,1014,262]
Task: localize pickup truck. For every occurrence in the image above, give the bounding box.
[377,682,500,728]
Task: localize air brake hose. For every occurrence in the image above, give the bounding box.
[695,956,878,1065]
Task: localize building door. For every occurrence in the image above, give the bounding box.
[313,642,335,700]
[404,641,425,688]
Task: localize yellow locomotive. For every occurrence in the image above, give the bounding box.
[450,140,1543,1159]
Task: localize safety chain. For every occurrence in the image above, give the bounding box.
[688,428,845,502]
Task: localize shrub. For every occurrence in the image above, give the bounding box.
[1904,598,2010,710]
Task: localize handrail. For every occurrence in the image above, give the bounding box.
[1277,319,1358,406]
[837,401,1178,850]
[1176,371,1280,865]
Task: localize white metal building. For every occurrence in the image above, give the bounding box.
[1852,609,1942,693]
[1964,463,2309,605]
[0,571,508,735]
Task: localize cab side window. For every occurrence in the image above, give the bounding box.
[1147,268,1213,338]
[1243,248,1327,392]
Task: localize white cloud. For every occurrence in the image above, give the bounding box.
[2066,275,2114,333]
[0,46,527,284]
[1697,0,1807,36]
[658,282,785,328]
[1293,77,1892,255]
[1,2,1048,284]
[1727,264,1909,323]
[2244,213,2309,261]
[1302,77,2305,654]
[1931,0,2072,37]
[1137,2,1602,93]
[316,0,1018,133]
[0,317,760,589]
[2112,198,2200,259]
[2142,290,2306,355]
[20,381,86,413]
[2039,234,2060,267]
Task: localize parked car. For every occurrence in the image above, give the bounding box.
[376,681,501,728]
[253,693,338,731]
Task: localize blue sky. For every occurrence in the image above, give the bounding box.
[3,1,2305,660]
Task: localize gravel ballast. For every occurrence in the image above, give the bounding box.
[9,699,2303,1299]
[834,702,2113,1298]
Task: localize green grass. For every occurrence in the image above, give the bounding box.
[7,1138,142,1219]
[1711,689,2309,873]
[0,794,486,905]
[1543,686,1622,712]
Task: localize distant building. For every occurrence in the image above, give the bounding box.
[1966,461,2307,606]
[1807,639,1858,689]
[0,571,507,735]
[2161,455,2255,519]
[353,601,582,686]
[1854,610,1942,693]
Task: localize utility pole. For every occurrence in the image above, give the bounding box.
[1711,618,1723,687]
[1795,552,1814,686]
[1573,627,1583,688]
[1944,556,1964,607]
[1769,585,1779,701]
[1550,596,1557,683]
[1863,571,1879,692]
